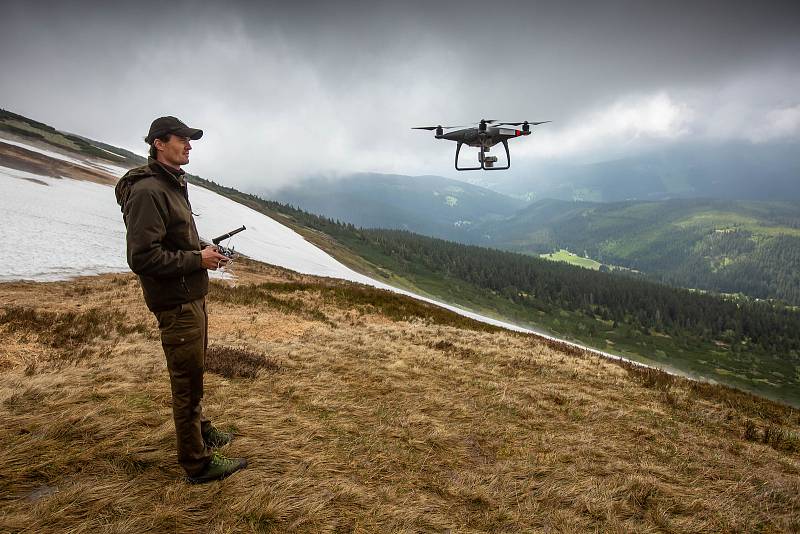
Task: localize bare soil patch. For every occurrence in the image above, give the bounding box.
[0,142,120,185]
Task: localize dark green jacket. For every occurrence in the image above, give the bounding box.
[115,158,208,312]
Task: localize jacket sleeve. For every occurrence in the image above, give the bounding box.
[122,187,203,277]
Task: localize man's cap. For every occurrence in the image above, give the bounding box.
[145,116,203,144]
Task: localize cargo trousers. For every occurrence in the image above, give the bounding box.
[154,297,213,476]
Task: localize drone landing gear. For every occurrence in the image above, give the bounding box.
[454,140,510,171]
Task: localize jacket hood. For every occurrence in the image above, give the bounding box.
[115,165,155,209]
[115,158,184,209]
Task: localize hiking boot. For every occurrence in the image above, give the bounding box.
[187,452,247,484]
[202,424,233,448]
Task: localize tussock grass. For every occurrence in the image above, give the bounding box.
[318,283,500,330]
[0,306,148,363]
[427,339,477,359]
[1,265,799,533]
[211,279,503,333]
[621,361,677,391]
[209,282,332,325]
[206,344,282,379]
[687,379,798,424]
[744,419,800,453]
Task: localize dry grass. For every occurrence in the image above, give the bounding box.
[1,258,799,532]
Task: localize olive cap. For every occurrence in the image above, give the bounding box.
[145,116,203,144]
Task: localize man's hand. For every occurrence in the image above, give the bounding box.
[201,246,229,270]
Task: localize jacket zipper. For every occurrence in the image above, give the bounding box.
[181,275,189,293]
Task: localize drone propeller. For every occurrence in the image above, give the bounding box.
[411,125,463,130]
[494,120,552,127]
[413,120,502,131]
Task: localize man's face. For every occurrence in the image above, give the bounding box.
[156,134,191,168]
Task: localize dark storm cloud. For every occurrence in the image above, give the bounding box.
[1,0,798,188]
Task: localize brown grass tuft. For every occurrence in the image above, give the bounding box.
[0,306,148,351]
[621,362,676,391]
[205,344,282,379]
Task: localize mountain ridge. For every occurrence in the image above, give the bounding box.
[486,140,800,202]
[264,172,527,241]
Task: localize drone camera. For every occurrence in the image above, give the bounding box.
[414,118,549,171]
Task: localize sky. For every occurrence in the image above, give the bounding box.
[2,0,799,192]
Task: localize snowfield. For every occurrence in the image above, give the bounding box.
[0,166,129,281]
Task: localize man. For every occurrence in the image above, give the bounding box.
[115,116,247,483]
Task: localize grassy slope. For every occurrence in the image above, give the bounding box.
[334,232,800,406]
[540,249,603,270]
[1,260,799,533]
[1,110,799,530]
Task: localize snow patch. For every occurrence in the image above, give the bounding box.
[0,167,129,281]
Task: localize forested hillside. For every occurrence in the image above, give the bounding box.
[472,198,800,305]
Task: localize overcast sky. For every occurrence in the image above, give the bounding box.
[2,0,799,191]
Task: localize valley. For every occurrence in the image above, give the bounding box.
[265,171,800,307]
[475,198,800,306]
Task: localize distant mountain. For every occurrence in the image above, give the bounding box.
[263,173,527,240]
[490,141,800,202]
[470,198,800,304]
[261,163,800,304]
